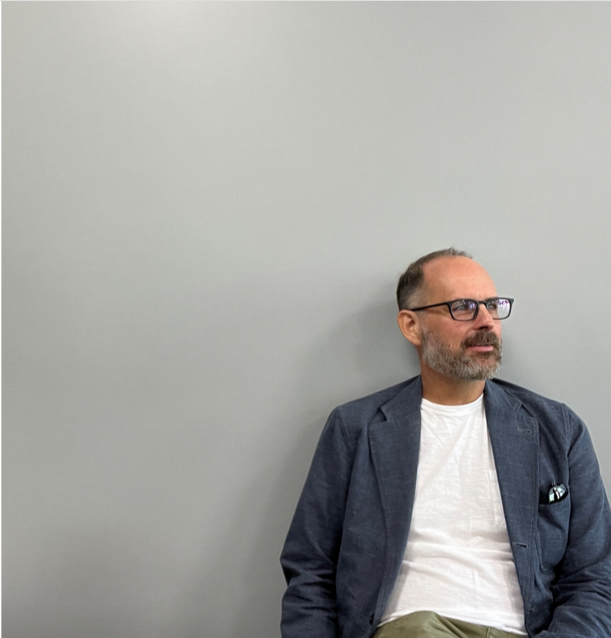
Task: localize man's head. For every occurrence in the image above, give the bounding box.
[397,250,504,383]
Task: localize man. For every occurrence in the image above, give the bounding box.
[280,249,611,638]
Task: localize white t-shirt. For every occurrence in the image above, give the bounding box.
[379,394,527,634]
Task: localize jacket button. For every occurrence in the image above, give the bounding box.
[369,614,374,624]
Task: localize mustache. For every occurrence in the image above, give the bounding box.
[463,332,501,349]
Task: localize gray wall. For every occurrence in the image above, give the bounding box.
[4,3,611,637]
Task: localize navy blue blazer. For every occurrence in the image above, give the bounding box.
[281,377,611,638]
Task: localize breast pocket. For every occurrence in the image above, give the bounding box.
[536,497,571,573]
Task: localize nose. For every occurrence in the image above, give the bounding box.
[474,302,495,329]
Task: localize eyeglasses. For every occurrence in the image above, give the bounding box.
[407,297,514,321]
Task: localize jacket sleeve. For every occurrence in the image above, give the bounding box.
[535,410,611,637]
[280,409,355,638]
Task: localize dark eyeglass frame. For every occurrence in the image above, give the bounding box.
[407,297,514,322]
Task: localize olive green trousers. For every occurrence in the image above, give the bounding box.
[373,611,524,638]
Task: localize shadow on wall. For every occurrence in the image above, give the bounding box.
[6,300,416,638]
[295,297,420,405]
[177,299,418,638]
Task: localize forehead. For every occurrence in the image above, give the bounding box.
[421,256,497,300]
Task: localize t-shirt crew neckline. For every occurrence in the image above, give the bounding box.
[420,393,484,415]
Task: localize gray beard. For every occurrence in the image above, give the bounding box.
[421,330,502,381]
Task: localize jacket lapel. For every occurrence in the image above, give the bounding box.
[368,377,422,609]
[484,380,539,606]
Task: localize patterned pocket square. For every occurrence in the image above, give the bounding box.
[548,483,568,504]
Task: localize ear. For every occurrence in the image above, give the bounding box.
[397,309,423,347]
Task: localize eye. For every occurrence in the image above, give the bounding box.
[485,299,499,310]
[452,300,475,312]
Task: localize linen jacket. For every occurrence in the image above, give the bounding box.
[280,377,611,638]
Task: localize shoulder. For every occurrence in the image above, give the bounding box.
[488,378,565,410]
[329,376,420,432]
[487,378,583,439]
[334,376,418,417]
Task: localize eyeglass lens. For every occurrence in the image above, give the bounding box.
[450,298,512,320]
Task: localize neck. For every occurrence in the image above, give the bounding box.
[420,366,486,405]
